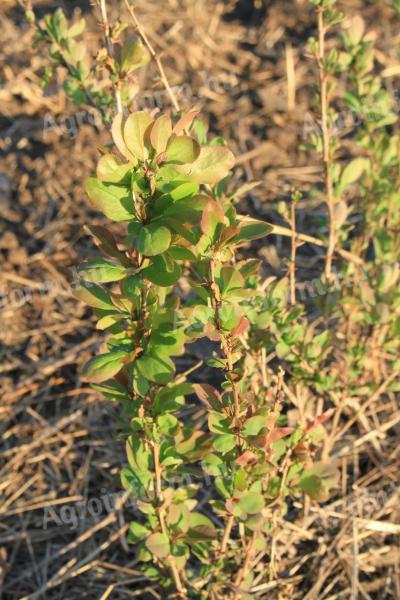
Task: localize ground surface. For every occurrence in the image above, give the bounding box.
[0,0,399,598]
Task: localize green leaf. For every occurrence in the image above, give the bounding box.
[202,454,225,477]
[152,384,189,415]
[146,532,170,559]
[96,154,131,184]
[182,146,235,184]
[190,117,208,144]
[213,433,236,454]
[166,135,200,164]
[168,181,199,201]
[208,412,230,434]
[168,246,196,261]
[136,352,175,384]
[67,18,86,38]
[123,111,153,161]
[343,91,362,113]
[238,492,265,515]
[79,258,127,283]
[91,380,129,401]
[121,36,150,73]
[243,415,266,437]
[186,513,216,540]
[157,414,178,435]
[233,216,273,243]
[111,113,135,162]
[299,462,339,501]
[127,436,151,471]
[85,178,135,221]
[150,115,172,154]
[82,349,128,383]
[219,266,244,295]
[337,158,368,195]
[137,224,172,256]
[73,282,115,310]
[52,8,68,40]
[142,255,181,286]
[128,521,151,543]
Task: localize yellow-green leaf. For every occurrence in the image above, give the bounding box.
[85,178,135,221]
[123,111,153,161]
[82,349,129,383]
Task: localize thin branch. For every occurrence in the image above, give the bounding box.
[268,222,363,266]
[152,443,186,597]
[233,532,258,598]
[98,0,123,114]
[209,259,241,423]
[123,0,181,112]
[317,6,336,282]
[289,197,297,305]
[220,515,234,555]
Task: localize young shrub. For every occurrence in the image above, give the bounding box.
[72,108,337,597]
[28,4,150,120]
[333,15,400,394]
[30,3,340,597]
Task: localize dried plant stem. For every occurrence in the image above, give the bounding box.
[152,442,186,597]
[233,532,257,599]
[267,223,363,266]
[220,515,235,555]
[285,41,296,111]
[98,0,123,114]
[317,7,336,282]
[123,0,180,112]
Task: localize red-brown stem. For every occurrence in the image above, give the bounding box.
[209,259,241,422]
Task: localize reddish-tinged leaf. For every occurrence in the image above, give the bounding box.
[232,316,250,337]
[236,450,258,467]
[173,111,200,135]
[123,111,153,161]
[204,320,222,341]
[193,383,222,409]
[269,427,295,442]
[305,409,334,432]
[150,114,172,154]
[219,226,241,245]
[145,532,170,558]
[111,113,132,160]
[200,199,225,237]
[84,225,126,261]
